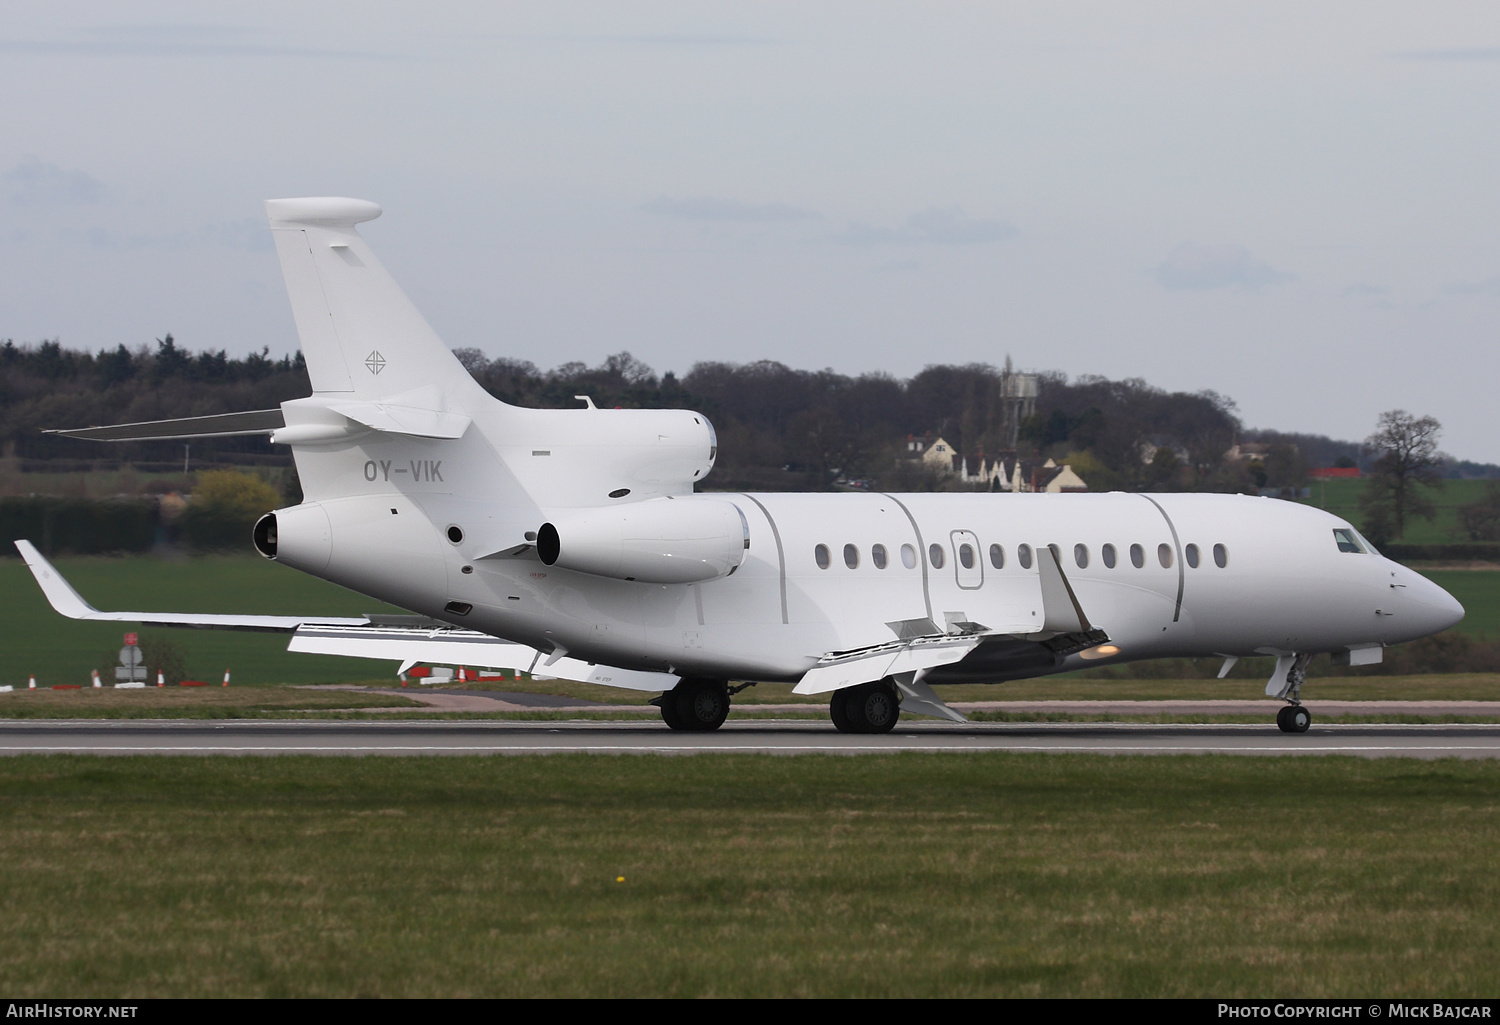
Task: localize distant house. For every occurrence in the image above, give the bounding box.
[906,434,963,476]
[1309,466,1360,479]
[905,434,1087,492]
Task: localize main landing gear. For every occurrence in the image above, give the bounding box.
[655,677,730,732]
[829,679,901,734]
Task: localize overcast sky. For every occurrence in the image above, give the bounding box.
[2,2,1498,460]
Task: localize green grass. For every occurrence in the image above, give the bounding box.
[1420,570,1500,637]
[0,754,1496,997]
[1298,477,1489,545]
[0,553,409,688]
[0,684,424,718]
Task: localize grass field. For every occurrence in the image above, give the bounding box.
[0,553,409,689]
[1297,477,1490,545]
[0,754,1495,998]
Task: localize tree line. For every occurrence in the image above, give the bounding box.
[3,337,1496,549]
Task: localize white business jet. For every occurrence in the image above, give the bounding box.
[16,198,1465,734]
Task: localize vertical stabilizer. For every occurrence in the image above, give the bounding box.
[266,198,481,407]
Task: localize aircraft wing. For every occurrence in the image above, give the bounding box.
[18,539,675,692]
[288,623,676,692]
[14,540,368,632]
[793,634,983,695]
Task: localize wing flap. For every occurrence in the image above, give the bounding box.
[793,634,982,695]
[289,623,676,692]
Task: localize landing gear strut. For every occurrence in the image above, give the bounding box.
[830,679,901,734]
[656,677,730,732]
[1269,652,1314,733]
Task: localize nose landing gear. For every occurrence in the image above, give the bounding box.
[1276,704,1311,733]
[1268,652,1314,733]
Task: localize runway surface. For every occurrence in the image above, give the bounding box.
[2,718,1500,757]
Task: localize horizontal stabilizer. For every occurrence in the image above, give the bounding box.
[44,409,284,443]
[325,400,471,439]
[289,624,676,692]
[14,540,367,632]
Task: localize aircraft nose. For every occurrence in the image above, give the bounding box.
[1406,573,1465,637]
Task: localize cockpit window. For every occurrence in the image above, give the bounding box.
[1333,528,1365,554]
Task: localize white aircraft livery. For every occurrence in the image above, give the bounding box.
[17,197,1466,734]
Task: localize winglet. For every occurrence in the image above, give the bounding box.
[14,540,99,619]
[13,539,368,631]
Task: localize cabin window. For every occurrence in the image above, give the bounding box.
[872,543,889,569]
[1018,544,1033,569]
[989,543,1005,569]
[929,543,946,569]
[1074,543,1089,569]
[843,543,860,569]
[1185,543,1200,568]
[815,544,831,569]
[901,544,917,569]
[1333,528,1365,554]
[959,543,975,569]
[1102,543,1117,569]
[1158,543,1174,569]
[1213,543,1228,568]
[1130,543,1145,568]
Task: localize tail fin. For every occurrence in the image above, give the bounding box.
[266,198,481,407]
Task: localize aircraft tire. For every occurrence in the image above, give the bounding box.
[1288,705,1311,733]
[829,690,856,733]
[659,691,687,730]
[846,680,900,734]
[674,677,730,731]
[1275,706,1292,732]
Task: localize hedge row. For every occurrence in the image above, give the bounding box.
[0,497,158,556]
[1381,543,1500,562]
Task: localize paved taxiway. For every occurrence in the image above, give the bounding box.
[2,719,1500,757]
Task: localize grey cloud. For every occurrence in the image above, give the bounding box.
[643,195,819,222]
[836,208,1017,246]
[1155,242,1294,290]
[0,24,394,60]
[1389,48,1500,61]
[1342,283,1391,297]
[1444,276,1500,296]
[4,158,105,207]
[202,218,275,252]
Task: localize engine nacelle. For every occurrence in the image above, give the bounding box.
[537,498,749,584]
[253,504,332,572]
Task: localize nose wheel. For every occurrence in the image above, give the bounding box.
[1276,704,1311,733]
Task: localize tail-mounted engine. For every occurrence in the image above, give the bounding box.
[536,498,749,584]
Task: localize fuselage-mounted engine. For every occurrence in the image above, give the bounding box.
[536,497,750,584]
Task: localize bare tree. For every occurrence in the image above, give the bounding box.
[1359,410,1444,544]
